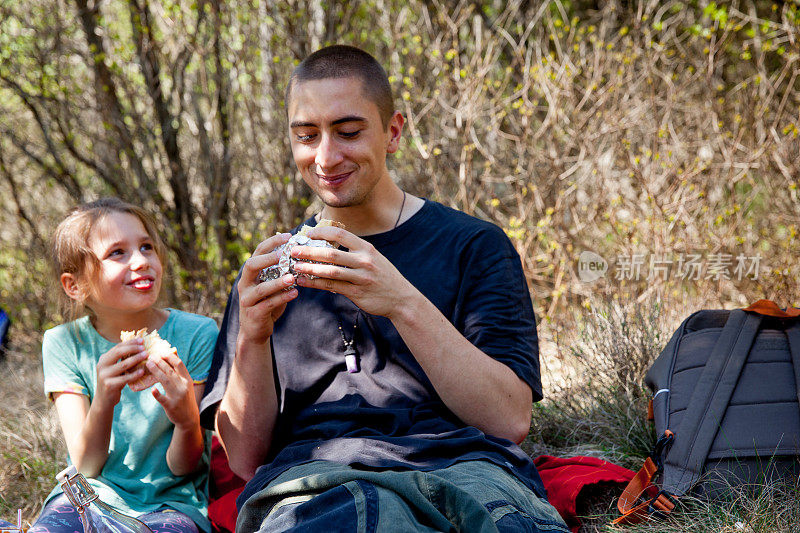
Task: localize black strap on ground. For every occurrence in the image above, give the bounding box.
[662,309,762,495]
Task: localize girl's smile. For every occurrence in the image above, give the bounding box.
[129,276,155,290]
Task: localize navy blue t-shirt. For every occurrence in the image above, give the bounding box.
[200,199,546,507]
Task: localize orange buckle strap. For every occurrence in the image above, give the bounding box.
[616,457,659,517]
[647,489,679,519]
[613,489,678,526]
[613,431,676,525]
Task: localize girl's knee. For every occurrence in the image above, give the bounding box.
[139,509,200,533]
[28,494,83,533]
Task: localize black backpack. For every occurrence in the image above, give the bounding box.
[615,300,800,525]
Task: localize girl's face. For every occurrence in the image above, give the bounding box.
[83,211,163,317]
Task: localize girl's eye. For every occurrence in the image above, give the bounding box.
[140,243,153,252]
[108,249,124,258]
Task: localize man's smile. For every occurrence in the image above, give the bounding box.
[316,170,354,186]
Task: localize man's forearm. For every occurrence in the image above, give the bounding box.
[390,289,533,444]
[216,335,279,479]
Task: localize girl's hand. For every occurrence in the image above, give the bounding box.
[146,351,199,429]
[147,351,205,475]
[95,339,148,409]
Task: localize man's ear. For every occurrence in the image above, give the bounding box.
[386,111,405,154]
[60,273,85,302]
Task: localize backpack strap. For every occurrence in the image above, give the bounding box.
[661,309,762,496]
[785,320,800,421]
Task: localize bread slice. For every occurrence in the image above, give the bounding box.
[120,328,177,392]
[297,218,345,238]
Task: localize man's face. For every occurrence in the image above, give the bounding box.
[287,76,402,209]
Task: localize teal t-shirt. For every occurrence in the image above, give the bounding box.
[42,309,218,533]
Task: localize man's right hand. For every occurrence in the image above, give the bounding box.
[238,232,298,345]
[220,232,294,478]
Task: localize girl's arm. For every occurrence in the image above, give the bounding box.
[54,341,148,477]
[146,352,205,476]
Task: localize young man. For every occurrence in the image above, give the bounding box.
[200,45,568,532]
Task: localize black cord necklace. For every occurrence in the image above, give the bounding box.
[335,191,406,374]
[393,190,406,229]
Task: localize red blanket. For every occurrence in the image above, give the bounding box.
[534,455,635,532]
[208,436,244,533]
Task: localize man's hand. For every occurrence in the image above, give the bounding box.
[238,232,299,344]
[290,226,418,319]
[219,233,293,479]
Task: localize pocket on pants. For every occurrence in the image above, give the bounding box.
[486,500,571,533]
[261,484,362,532]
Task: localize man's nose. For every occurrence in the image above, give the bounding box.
[314,133,343,172]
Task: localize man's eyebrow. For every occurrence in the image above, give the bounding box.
[331,115,367,126]
[289,115,367,128]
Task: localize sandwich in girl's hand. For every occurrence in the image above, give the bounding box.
[120,328,178,392]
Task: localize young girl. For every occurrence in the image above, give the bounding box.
[36,198,217,533]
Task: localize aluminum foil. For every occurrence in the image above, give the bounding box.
[258,233,336,284]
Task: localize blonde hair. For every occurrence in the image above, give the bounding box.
[52,198,168,322]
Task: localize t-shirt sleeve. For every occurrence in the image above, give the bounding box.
[455,225,543,402]
[185,317,220,385]
[42,327,89,401]
[199,270,241,430]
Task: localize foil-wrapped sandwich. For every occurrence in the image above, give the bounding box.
[120,328,177,392]
[258,219,345,284]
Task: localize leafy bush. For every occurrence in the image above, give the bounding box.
[1,0,797,331]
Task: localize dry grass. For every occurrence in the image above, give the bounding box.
[611,478,800,533]
[527,297,676,467]
[0,333,66,520]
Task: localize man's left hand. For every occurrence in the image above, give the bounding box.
[290,225,417,319]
